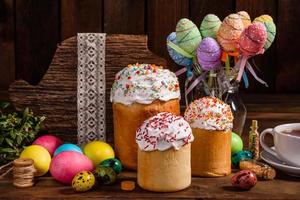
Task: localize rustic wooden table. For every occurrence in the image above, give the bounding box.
[1,171,300,200]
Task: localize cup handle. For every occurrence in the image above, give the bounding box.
[260,128,278,158]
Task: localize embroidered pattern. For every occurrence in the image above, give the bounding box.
[77,33,106,145]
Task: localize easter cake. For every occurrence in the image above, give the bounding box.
[136,112,194,192]
[110,63,180,170]
[184,96,233,177]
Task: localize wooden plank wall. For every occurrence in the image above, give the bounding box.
[1,0,300,101]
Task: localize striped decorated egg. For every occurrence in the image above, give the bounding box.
[217,14,244,52]
[167,32,192,66]
[253,14,273,23]
[253,15,276,50]
[237,11,251,28]
[176,18,202,54]
[262,21,276,50]
[200,14,221,39]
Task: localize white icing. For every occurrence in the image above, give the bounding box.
[136,112,194,151]
[184,96,233,131]
[110,64,180,105]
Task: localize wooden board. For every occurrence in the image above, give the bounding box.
[1,171,300,200]
[9,35,166,143]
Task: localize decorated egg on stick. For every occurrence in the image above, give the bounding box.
[176,18,202,54]
[236,22,267,82]
[237,11,251,28]
[196,37,221,71]
[167,32,193,66]
[254,15,276,50]
[200,14,221,39]
[253,14,273,23]
[217,14,244,52]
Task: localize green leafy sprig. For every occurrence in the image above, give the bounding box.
[0,102,45,164]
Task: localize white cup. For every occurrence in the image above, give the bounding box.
[260,123,300,167]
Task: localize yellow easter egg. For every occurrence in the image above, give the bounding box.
[253,14,273,23]
[83,141,115,167]
[20,145,51,176]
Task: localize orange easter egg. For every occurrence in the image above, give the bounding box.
[217,14,244,52]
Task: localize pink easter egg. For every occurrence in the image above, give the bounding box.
[50,151,94,184]
[33,135,63,156]
[239,22,267,56]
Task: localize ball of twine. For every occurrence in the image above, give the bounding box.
[13,158,36,188]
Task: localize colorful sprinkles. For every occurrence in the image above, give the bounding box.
[136,112,193,151]
[110,63,180,105]
[184,96,233,131]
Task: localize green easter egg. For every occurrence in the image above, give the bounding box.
[263,21,276,50]
[100,158,122,174]
[176,18,202,54]
[200,14,221,39]
[93,166,116,185]
[231,132,243,154]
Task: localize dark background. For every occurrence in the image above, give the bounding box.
[0,0,300,100]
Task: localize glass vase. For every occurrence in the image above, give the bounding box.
[222,84,247,136]
[187,79,247,136]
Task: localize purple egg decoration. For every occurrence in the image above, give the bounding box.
[196,37,221,71]
[167,32,192,67]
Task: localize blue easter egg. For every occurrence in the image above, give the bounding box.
[231,150,253,166]
[54,143,83,156]
[167,32,192,66]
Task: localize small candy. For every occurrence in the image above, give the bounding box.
[93,166,117,185]
[167,32,192,66]
[199,14,221,39]
[237,11,251,28]
[231,170,257,190]
[217,14,244,52]
[253,14,273,23]
[231,132,243,154]
[196,37,221,71]
[239,160,276,180]
[239,22,267,56]
[72,171,95,192]
[176,18,202,54]
[100,158,122,174]
[121,181,136,191]
[231,150,253,166]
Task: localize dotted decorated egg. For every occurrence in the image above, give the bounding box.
[231,170,257,190]
[100,158,122,174]
[231,150,253,166]
[93,166,117,185]
[72,171,95,192]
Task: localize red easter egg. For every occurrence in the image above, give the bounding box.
[239,22,267,56]
[33,135,63,156]
[231,170,257,190]
[50,151,94,184]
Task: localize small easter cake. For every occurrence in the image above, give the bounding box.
[110,63,180,170]
[184,96,233,177]
[136,112,194,192]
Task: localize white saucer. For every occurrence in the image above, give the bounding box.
[260,150,300,177]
